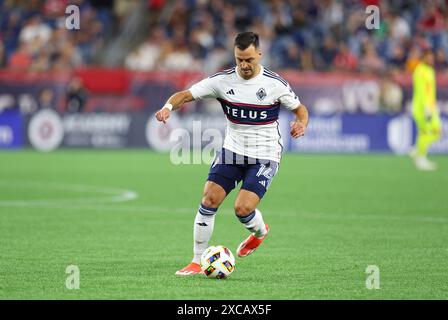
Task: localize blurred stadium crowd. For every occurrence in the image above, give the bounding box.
[0,0,448,74]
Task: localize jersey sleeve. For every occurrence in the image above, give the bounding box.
[188,76,219,100]
[278,83,301,110]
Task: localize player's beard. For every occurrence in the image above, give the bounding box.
[240,67,254,79]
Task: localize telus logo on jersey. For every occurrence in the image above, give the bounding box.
[217,98,280,125]
[223,105,268,120]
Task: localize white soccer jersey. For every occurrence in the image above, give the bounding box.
[189,65,300,162]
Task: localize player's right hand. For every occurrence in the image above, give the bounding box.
[424,106,436,122]
[155,107,170,124]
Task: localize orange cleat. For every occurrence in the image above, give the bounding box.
[237,224,269,258]
[175,262,203,276]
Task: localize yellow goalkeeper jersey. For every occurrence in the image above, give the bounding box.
[412,62,436,114]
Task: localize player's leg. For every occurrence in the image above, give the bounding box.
[411,112,433,170]
[195,149,243,261]
[424,113,442,167]
[412,113,441,170]
[413,113,427,156]
[417,128,433,157]
[176,149,243,276]
[235,160,279,257]
[175,181,227,276]
[193,181,226,264]
[427,112,442,146]
[234,190,266,236]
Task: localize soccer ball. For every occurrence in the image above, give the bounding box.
[200,245,235,279]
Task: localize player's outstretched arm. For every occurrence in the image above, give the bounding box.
[290,104,309,139]
[155,90,195,124]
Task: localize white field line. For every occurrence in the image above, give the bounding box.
[0,180,138,206]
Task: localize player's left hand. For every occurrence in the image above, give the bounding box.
[290,120,306,139]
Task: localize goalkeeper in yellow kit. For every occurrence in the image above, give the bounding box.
[410,49,442,171]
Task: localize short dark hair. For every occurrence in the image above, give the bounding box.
[234,32,259,50]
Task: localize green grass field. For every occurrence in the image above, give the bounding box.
[0,150,447,299]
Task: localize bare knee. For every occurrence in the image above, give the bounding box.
[234,190,259,217]
[202,184,225,208]
[234,201,255,217]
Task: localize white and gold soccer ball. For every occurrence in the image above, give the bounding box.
[200,245,235,279]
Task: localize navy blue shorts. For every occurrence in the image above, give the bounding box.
[207,148,279,199]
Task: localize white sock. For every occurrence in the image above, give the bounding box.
[236,208,267,238]
[192,204,217,264]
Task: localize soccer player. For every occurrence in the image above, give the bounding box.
[410,49,441,171]
[155,32,309,276]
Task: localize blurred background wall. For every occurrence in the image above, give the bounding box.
[0,0,447,153]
